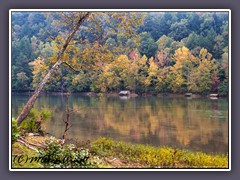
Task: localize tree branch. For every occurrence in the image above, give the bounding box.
[61,61,81,73]
[16,12,91,125]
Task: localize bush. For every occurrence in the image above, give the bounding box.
[39,137,95,168]
[20,108,52,133]
[12,118,20,143]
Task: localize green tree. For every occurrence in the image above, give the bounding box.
[139,32,157,59]
[105,37,118,51]
[16,72,30,90]
[218,47,228,95]
[188,13,202,34]
[156,35,174,50]
[169,19,190,41]
[12,36,35,89]
[186,32,200,50]
[213,35,225,59]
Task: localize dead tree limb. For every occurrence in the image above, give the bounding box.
[62,95,71,141]
[19,137,47,149]
[62,61,81,73]
[17,139,39,151]
[16,12,90,125]
[16,138,47,152]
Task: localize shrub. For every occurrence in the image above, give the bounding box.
[39,137,95,168]
[12,118,20,143]
[20,108,52,133]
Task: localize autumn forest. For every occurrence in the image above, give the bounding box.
[11,11,230,169]
[12,11,229,95]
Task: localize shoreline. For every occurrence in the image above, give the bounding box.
[12,134,228,169]
[11,91,228,98]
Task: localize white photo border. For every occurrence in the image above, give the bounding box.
[9,9,231,171]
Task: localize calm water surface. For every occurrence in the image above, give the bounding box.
[12,94,229,154]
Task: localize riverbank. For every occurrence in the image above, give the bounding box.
[12,135,228,169]
[12,90,228,98]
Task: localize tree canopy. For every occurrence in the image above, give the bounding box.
[12,11,229,95]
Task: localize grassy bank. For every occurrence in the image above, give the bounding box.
[12,142,43,168]
[12,136,228,169]
[91,137,228,168]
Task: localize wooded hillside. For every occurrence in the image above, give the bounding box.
[11,11,229,95]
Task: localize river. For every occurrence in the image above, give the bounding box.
[12,94,229,154]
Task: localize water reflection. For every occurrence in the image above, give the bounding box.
[12,94,228,154]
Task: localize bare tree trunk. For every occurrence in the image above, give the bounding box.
[16,12,90,125]
[62,94,71,141]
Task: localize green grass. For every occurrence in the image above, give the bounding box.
[91,137,228,168]
[11,136,228,169]
[12,142,43,168]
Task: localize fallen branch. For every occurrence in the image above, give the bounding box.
[17,139,39,152]
[17,137,47,151]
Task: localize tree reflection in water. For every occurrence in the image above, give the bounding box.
[12,94,228,154]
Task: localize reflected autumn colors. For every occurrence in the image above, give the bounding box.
[12,94,228,154]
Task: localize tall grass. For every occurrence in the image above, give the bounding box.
[92,137,228,168]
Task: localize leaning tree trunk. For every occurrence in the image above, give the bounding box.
[16,12,90,125]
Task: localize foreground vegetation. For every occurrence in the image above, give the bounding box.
[12,142,43,168]
[12,135,228,169]
[91,137,228,168]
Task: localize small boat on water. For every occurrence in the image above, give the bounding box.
[209,97,218,100]
[209,94,219,97]
[209,94,219,100]
[185,93,192,97]
[119,90,130,96]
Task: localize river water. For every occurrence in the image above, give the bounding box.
[12,94,229,154]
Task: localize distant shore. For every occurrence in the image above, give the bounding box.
[12,90,228,98]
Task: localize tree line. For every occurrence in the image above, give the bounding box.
[11,11,229,95]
